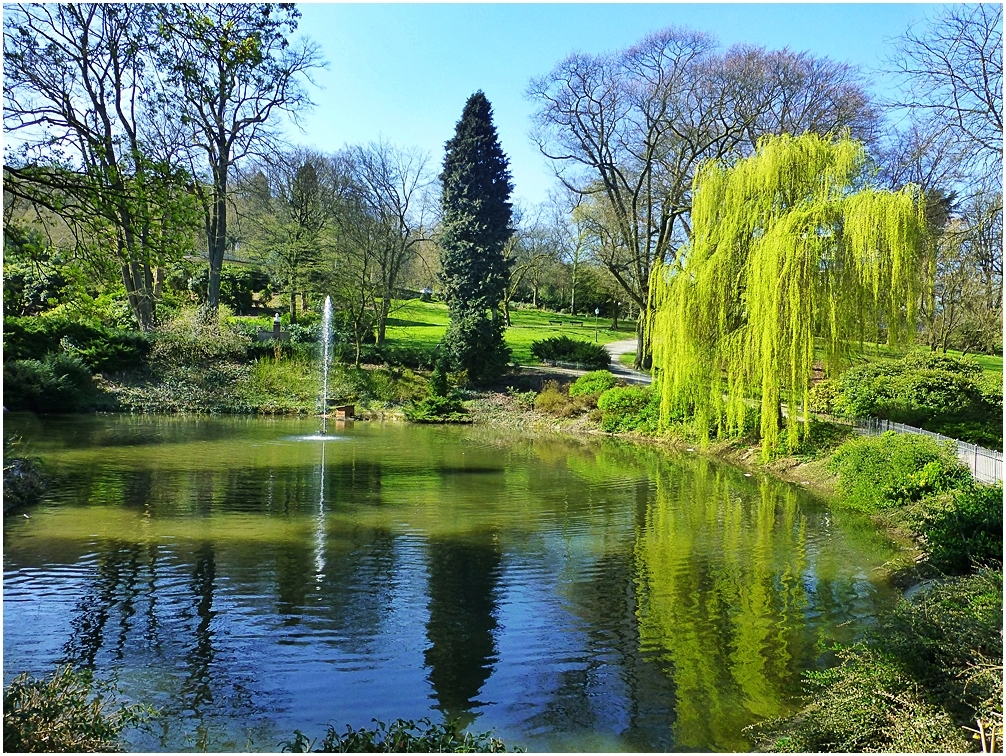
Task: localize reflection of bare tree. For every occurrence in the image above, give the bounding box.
[181,542,216,713]
[424,535,503,727]
[62,541,144,669]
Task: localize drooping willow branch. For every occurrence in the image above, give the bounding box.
[650,133,933,458]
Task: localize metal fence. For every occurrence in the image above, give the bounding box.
[853,417,1003,484]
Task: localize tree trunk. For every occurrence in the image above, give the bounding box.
[206,153,229,317]
[289,289,298,324]
[502,297,512,327]
[376,296,391,344]
[153,266,165,301]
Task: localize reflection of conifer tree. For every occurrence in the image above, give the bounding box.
[423,534,502,726]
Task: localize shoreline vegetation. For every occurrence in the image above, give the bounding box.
[3,309,1002,753]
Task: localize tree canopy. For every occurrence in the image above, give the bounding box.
[650,133,933,457]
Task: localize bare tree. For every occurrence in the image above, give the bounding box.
[3,3,197,329]
[155,4,322,317]
[885,4,1002,179]
[528,27,877,367]
[348,141,433,343]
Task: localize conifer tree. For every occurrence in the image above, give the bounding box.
[650,133,932,459]
[438,91,514,384]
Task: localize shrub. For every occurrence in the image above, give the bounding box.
[749,570,1002,753]
[3,353,100,413]
[533,380,598,418]
[569,370,617,397]
[748,645,970,753]
[530,336,610,368]
[3,317,149,373]
[281,717,518,753]
[914,484,1003,574]
[3,666,151,753]
[148,309,251,368]
[3,436,47,514]
[827,432,961,512]
[831,354,1001,448]
[596,385,659,433]
[807,379,839,414]
[404,394,470,424]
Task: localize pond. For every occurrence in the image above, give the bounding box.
[3,414,902,752]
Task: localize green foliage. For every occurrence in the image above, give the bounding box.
[832,353,1001,449]
[404,394,470,424]
[749,645,971,753]
[281,717,518,753]
[913,485,1003,574]
[807,379,839,414]
[596,385,659,433]
[443,313,512,386]
[569,370,618,397]
[651,133,931,459]
[827,432,961,512]
[3,353,102,413]
[3,436,47,514]
[828,431,1000,575]
[3,666,152,753]
[533,380,597,418]
[530,336,610,368]
[749,571,1002,753]
[3,317,150,373]
[188,265,272,314]
[148,309,252,368]
[428,350,450,397]
[439,92,514,386]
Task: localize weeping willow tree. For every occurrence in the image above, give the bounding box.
[650,133,932,458]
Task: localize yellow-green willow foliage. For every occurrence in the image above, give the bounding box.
[650,133,932,458]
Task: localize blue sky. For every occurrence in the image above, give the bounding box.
[283,3,943,205]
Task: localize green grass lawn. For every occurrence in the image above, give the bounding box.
[384,299,637,364]
[840,341,1003,377]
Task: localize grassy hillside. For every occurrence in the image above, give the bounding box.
[384,299,637,364]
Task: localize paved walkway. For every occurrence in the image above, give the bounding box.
[604,339,652,385]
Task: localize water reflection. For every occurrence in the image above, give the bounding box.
[2,415,901,752]
[424,535,502,726]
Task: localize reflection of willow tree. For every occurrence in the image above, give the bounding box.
[424,535,503,727]
[634,461,810,751]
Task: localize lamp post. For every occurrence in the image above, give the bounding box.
[594,307,599,342]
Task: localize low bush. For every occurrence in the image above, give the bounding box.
[404,394,470,424]
[596,385,659,433]
[831,353,1001,449]
[530,336,610,368]
[533,380,598,418]
[827,432,961,512]
[148,310,252,369]
[3,436,47,514]
[281,717,518,753]
[749,570,1002,753]
[3,666,152,753]
[913,484,1003,575]
[3,316,149,373]
[3,353,103,413]
[569,370,617,397]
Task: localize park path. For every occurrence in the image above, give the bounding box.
[604,339,652,385]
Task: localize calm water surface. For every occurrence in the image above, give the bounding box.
[3,414,902,751]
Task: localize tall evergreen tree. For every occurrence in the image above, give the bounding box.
[438,92,514,384]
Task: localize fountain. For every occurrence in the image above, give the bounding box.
[291,295,346,442]
[319,295,333,435]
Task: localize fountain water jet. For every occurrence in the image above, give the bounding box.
[319,295,333,435]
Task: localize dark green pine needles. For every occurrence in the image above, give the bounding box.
[438,91,514,385]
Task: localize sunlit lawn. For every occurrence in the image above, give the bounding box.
[384,299,637,364]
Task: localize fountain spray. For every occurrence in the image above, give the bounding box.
[320,295,333,435]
